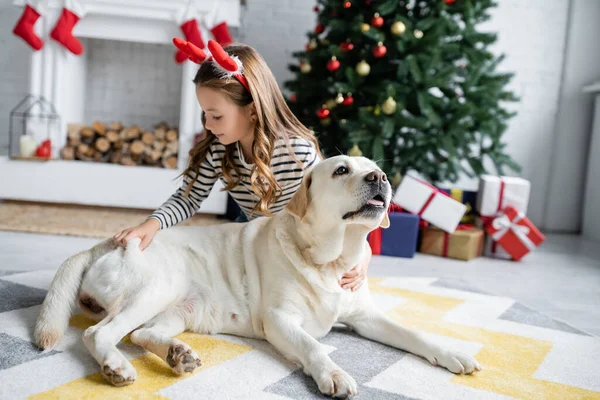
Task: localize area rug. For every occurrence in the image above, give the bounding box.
[0,202,224,238]
[0,271,598,400]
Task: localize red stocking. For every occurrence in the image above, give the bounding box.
[210,21,233,46]
[12,4,44,51]
[175,19,205,63]
[50,7,83,55]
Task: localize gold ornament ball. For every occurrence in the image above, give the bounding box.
[336,93,344,104]
[374,105,381,116]
[326,98,337,109]
[309,39,318,49]
[391,172,402,188]
[360,23,370,32]
[382,96,397,115]
[391,21,406,36]
[414,29,424,39]
[320,117,331,126]
[348,144,363,157]
[356,60,370,76]
[300,62,312,74]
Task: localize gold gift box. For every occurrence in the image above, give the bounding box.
[420,226,484,261]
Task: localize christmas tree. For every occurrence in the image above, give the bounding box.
[285,0,520,185]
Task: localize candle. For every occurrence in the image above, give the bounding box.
[20,135,37,157]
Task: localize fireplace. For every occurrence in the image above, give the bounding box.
[0,0,241,213]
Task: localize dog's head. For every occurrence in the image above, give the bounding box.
[286,155,391,230]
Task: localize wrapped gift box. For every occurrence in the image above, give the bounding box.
[482,233,512,260]
[485,205,546,261]
[393,175,466,233]
[369,210,420,258]
[420,225,484,261]
[438,187,478,224]
[476,175,530,218]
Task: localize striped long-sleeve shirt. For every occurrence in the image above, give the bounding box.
[149,137,320,229]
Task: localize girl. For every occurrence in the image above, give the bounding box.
[113,39,369,291]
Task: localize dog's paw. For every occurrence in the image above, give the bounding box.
[101,356,137,386]
[428,350,482,375]
[167,342,202,375]
[315,369,358,398]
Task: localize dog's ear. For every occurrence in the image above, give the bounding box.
[286,170,312,220]
[379,211,390,229]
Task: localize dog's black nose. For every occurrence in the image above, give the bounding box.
[365,170,387,183]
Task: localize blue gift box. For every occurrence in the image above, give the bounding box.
[379,212,420,258]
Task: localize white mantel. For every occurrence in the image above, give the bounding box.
[1,0,239,213]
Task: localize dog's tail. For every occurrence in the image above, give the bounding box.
[34,239,115,351]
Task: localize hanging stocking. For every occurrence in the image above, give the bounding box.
[175,19,205,64]
[12,4,44,51]
[210,21,233,46]
[50,7,83,55]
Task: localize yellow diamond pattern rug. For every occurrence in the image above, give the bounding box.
[0,270,598,400]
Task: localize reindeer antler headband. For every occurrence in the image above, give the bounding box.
[173,38,251,94]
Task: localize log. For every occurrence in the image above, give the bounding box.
[80,127,96,144]
[95,137,110,153]
[163,154,178,169]
[153,140,166,152]
[130,140,145,162]
[92,121,107,135]
[141,131,155,146]
[144,149,162,166]
[106,130,120,143]
[121,156,136,167]
[110,151,123,164]
[154,121,169,131]
[166,129,178,142]
[111,121,123,131]
[166,141,179,154]
[67,124,84,145]
[76,144,93,161]
[154,128,166,140]
[60,146,75,160]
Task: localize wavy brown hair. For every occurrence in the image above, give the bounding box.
[182,43,321,217]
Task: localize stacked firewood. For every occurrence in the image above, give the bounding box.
[60,121,179,169]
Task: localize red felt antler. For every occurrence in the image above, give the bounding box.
[173,37,208,64]
[172,37,251,94]
[207,39,238,72]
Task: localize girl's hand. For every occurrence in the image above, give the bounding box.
[339,262,368,292]
[339,241,372,291]
[113,218,161,251]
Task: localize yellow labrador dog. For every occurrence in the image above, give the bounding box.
[35,155,480,398]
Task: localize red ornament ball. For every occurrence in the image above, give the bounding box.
[327,56,340,72]
[340,41,354,52]
[290,93,297,102]
[316,107,330,119]
[343,95,354,106]
[315,24,325,34]
[445,0,456,4]
[373,42,387,58]
[313,5,319,12]
[344,1,352,8]
[371,13,384,28]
